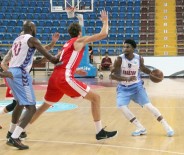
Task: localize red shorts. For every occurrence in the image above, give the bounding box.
[44,69,90,104]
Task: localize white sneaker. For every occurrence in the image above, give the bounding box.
[132,128,147,136]
[167,129,174,137]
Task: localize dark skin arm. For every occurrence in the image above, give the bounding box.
[110,56,136,82]
[28,37,59,64]
[139,57,151,74]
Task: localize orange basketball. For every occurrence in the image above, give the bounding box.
[149,69,164,83]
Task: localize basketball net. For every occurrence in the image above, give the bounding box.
[66,7,75,18]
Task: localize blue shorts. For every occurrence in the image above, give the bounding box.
[6,68,36,106]
[116,81,150,107]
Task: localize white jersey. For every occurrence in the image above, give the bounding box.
[9,34,36,72]
[119,53,141,86]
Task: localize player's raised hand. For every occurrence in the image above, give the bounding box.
[99,10,108,23]
[76,13,84,26]
[52,32,60,43]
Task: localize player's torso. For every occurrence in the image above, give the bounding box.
[9,34,36,72]
[57,37,84,73]
[120,53,141,85]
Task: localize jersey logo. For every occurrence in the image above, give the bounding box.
[128,63,132,68]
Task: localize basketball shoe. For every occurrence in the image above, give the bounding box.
[132,128,147,136]
[6,137,29,150]
[167,130,174,137]
[96,127,118,140]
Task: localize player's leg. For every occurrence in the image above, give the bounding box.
[4,100,17,113]
[117,84,146,136]
[29,102,51,124]
[6,69,36,149]
[62,77,117,140]
[84,90,118,140]
[144,103,174,137]
[30,81,65,124]
[134,82,174,136]
[119,106,146,136]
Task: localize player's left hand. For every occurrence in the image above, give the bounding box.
[75,69,87,76]
[52,32,60,43]
[0,71,13,79]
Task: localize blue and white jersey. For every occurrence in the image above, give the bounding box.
[119,53,141,86]
[9,34,36,72]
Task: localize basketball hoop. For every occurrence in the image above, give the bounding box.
[66,7,75,18]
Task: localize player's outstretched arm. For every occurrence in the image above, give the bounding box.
[110,57,136,82]
[75,10,108,50]
[28,37,59,64]
[1,49,12,71]
[140,57,151,74]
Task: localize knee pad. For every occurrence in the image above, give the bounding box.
[6,100,17,112]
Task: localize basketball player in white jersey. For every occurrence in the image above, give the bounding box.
[0,31,60,139]
[110,39,174,137]
[5,21,60,150]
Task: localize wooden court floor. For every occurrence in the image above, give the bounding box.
[0,73,184,155]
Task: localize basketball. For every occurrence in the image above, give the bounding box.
[149,69,164,83]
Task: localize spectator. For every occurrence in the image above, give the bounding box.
[99,52,112,79]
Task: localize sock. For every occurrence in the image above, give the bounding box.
[119,106,145,130]
[0,107,6,114]
[132,119,145,130]
[9,123,17,133]
[11,126,24,139]
[160,119,173,132]
[94,120,102,134]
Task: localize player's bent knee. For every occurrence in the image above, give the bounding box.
[5,100,17,112]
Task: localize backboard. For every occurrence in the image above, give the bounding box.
[50,0,93,12]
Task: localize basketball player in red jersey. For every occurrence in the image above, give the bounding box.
[30,10,117,140]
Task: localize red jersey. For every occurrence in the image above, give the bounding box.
[44,37,90,103]
[55,37,84,75]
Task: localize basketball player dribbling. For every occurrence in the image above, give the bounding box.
[110,39,174,137]
[29,10,117,141]
[4,21,60,150]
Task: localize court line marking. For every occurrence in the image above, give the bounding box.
[78,106,184,109]
[0,138,183,154]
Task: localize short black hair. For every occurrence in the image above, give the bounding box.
[124,39,137,49]
[68,23,81,38]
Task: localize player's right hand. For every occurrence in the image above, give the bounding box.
[0,71,13,79]
[99,10,108,23]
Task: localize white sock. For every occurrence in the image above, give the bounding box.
[11,126,24,139]
[9,123,17,133]
[0,107,6,114]
[119,106,145,130]
[94,120,102,134]
[160,119,173,132]
[132,119,145,130]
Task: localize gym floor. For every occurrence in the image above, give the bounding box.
[0,71,184,155]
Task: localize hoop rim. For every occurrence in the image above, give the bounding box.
[66,7,75,12]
